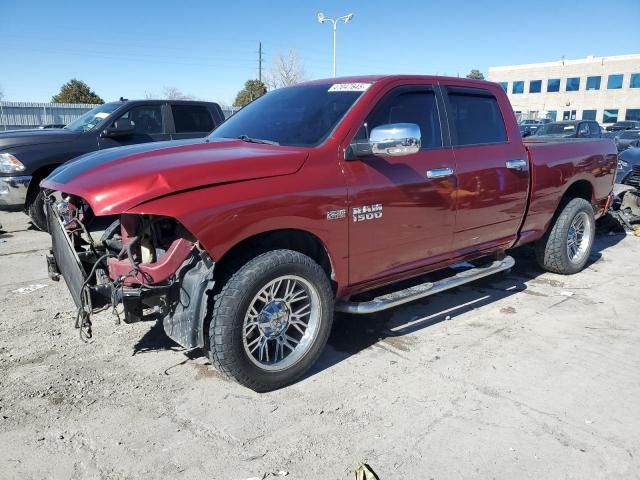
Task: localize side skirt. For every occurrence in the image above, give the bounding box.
[335,255,515,314]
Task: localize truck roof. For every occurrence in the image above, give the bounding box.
[297,75,497,88]
[107,99,220,106]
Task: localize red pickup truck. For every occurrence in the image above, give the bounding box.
[42,76,617,391]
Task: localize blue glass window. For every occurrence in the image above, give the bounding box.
[630,74,640,88]
[586,76,601,90]
[529,80,542,93]
[547,79,560,92]
[566,77,580,91]
[603,109,619,123]
[512,81,524,94]
[607,74,623,89]
[626,109,640,121]
[498,82,508,92]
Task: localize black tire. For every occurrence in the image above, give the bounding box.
[208,249,334,392]
[27,190,48,232]
[535,197,595,274]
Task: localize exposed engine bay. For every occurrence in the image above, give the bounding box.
[44,192,215,348]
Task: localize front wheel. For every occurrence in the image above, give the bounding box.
[535,197,595,274]
[27,190,48,232]
[208,250,334,392]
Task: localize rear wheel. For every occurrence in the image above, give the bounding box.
[27,190,48,232]
[535,197,595,274]
[208,249,333,392]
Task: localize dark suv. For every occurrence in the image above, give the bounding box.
[606,120,640,132]
[0,99,224,229]
[532,120,602,139]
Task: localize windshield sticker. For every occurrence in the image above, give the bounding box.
[94,112,110,119]
[328,83,372,92]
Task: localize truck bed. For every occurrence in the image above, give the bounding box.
[516,137,618,246]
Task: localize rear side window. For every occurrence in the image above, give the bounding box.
[364,89,442,149]
[116,105,164,134]
[172,105,214,133]
[446,87,507,146]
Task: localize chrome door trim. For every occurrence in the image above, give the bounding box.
[426,167,454,179]
[506,159,529,171]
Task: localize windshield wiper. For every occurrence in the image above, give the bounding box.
[237,135,279,146]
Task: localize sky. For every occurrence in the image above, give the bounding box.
[1,0,639,106]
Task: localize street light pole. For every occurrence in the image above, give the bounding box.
[332,23,337,77]
[317,12,354,77]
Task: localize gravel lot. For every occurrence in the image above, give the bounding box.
[1,210,639,480]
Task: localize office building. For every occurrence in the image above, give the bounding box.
[488,54,640,124]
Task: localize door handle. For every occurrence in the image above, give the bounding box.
[426,167,454,179]
[506,159,529,172]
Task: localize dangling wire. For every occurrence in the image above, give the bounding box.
[74,253,113,342]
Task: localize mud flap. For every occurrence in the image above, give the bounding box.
[162,252,215,349]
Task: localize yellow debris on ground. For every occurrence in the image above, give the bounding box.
[354,463,379,480]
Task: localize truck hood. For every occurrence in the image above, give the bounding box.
[0,128,80,149]
[41,139,308,215]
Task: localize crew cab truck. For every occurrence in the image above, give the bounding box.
[42,76,617,392]
[0,99,224,230]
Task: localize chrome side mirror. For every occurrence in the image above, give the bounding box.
[369,123,421,156]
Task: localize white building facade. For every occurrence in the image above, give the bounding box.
[488,54,640,124]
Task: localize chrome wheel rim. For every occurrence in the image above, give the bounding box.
[242,275,321,371]
[567,211,592,264]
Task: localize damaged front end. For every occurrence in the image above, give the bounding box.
[45,192,215,348]
[610,185,640,235]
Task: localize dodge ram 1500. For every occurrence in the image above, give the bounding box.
[41,76,617,391]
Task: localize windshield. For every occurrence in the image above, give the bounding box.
[210,83,369,147]
[620,130,640,139]
[536,123,576,136]
[64,103,121,132]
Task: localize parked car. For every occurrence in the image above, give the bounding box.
[43,75,617,391]
[533,120,602,138]
[614,130,640,152]
[0,99,225,230]
[519,124,538,137]
[617,147,640,185]
[606,120,640,132]
[520,119,552,125]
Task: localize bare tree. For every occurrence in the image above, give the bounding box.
[265,49,305,90]
[162,87,195,100]
[0,85,4,101]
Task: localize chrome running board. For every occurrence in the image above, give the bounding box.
[335,256,515,314]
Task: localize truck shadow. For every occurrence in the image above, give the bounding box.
[305,231,625,380]
[129,230,626,383]
[132,321,185,355]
